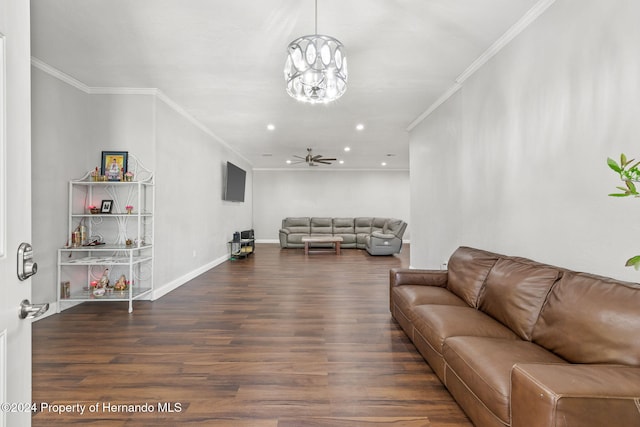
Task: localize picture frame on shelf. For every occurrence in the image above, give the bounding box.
[100,199,113,214]
[101,151,128,181]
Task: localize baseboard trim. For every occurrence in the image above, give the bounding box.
[152,254,228,300]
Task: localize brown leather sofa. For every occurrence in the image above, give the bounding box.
[390,246,640,427]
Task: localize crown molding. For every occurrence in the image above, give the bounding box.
[88,86,159,96]
[253,168,409,172]
[407,0,557,132]
[30,56,252,167]
[31,57,90,93]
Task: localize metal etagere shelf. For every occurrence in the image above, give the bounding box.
[57,155,154,313]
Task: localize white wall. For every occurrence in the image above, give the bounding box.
[154,99,253,289]
[31,68,92,304]
[253,169,410,241]
[31,65,254,306]
[409,0,640,281]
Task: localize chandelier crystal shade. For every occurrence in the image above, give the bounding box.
[284,2,347,104]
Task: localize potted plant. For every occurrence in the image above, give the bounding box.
[607,153,640,197]
[608,153,640,268]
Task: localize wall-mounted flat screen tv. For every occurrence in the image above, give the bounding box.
[224,161,246,202]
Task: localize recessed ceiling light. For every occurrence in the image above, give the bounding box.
[344,146,351,152]
[339,160,344,164]
[356,124,365,131]
[286,160,292,164]
[381,162,387,166]
[267,124,275,131]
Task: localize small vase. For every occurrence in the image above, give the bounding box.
[126,208,132,214]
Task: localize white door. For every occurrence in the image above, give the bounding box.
[0,1,35,426]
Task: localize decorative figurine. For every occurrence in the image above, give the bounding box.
[114,274,127,291]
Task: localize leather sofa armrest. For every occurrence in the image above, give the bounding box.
[390,268,448,289]
[371,231,395,239]
[511,363,640,427]
[279,228,290,235]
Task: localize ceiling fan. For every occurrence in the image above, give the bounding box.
[292,148,337,166]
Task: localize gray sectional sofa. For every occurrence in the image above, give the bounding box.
[279,217,407,255]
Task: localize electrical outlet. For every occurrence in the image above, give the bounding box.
[193,250,197,258]
[441,262,447,270]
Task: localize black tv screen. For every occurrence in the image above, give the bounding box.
[224,161,246,202]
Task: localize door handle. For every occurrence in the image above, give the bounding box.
[17,242,38,281]
[19,299,49,319]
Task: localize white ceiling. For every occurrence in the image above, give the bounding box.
[30,0,541,170]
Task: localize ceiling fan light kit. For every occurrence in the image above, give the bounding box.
[284,0,347,104]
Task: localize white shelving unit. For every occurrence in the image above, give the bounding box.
[57,158,154,313]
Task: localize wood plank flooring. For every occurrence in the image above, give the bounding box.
[32,244,471,426]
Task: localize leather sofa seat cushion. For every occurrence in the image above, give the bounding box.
[285,234,310,244]
[411,305,518,356]
[446,247,501,308]
[392,286,468,315]
[533,271,640,365]
[444,336,567,425]
[283,217,310,234]
[478,258,560,341]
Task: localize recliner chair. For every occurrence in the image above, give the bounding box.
[365,219,407,255]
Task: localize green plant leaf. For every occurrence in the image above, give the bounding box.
[607,157,622,173]
[626,180,638,193]
[608,193,630,197]
[625,255,640,270]
[621,153,628,166]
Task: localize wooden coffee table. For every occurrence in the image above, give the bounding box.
[301,236,343,255]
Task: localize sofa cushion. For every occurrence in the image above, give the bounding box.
[310,217,332,234]
[354,217,373,247]
[446,247,501,308]
[372,217,387,233]
[392,286,468,315]
[282,217,310,234]
[478,258,560,341]
[443,336,567,425]
[332,218,354,234]
[532,271,640,366]
[383,218,404,235]
[412,306,518,356]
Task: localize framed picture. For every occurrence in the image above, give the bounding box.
[100,200,113,214]
[101,151,128,181]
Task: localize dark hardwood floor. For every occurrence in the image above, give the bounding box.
[32,244,471,426]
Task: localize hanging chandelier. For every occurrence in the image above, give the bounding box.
[284,0,348,104]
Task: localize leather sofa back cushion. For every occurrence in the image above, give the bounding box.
[283,217,310,233]
[333,218,355,234]
[446,247,501,308]
[383,219,405,236]
[533,271,640,366]
[479,258,560,341]
[311,217,332,234]
[355,217,373,233]
[372,218,387,232]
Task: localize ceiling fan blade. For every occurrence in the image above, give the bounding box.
[315,160,332,164]
[318,158,336,161]
[293,155,306,160]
